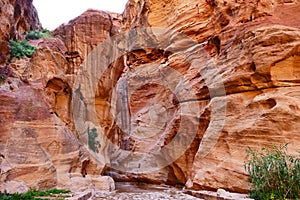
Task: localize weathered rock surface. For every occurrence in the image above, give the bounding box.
[1,0,300,195]
[0,59,107,192]
[97,0,300,192]
[0,0,41,65]
[52,9,122,74]
[0,3,122,193]
[64,175,115,192]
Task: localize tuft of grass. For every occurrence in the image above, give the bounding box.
[25,29,52,40]
[244,144,300,200]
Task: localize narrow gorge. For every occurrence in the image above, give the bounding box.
[0,0,300,198]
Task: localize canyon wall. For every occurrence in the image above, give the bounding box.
[0,2,119,193]
[107,0,300,192]
[0,0,300,194]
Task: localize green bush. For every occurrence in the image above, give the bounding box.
[25,29,52,40]
[9,40,37,60]
[0,188,71,200]
[244,144,300,200]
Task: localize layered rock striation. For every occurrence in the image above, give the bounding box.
[61,0,300,192]
[106,0,300,192]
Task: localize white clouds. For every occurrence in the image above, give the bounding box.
[33,0,128,30]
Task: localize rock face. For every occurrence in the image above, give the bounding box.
[52,9,122,74]
[0,5,121,193]
[86,0,300,192]
[0,0,41,65]
[0,40,108,192]
[114,0,300,192]
[1,0,300,194]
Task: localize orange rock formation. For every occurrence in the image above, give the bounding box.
[0,0,300,194]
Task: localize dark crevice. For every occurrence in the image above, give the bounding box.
[14,4,22,20]
[219,13,230,28]
[208,36,221,54]
[81,160,89,177]
[108,13,114,37]
[167,164,186,185]
[206,0,217,7]
[276,80,300,83]
[250,61,256,72]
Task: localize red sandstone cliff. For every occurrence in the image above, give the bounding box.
[0,0,300,194]
[116,0,300,192]
[0,3,119,193]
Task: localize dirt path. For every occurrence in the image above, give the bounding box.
[94,182,202,200]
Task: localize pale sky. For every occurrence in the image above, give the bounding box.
[33,0,128,30]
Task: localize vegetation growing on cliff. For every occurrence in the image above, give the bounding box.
[8,29,52,61]
[9,40,37,60]
[26,29,52,40]
[0,188,71,200]
[245,144,300,200]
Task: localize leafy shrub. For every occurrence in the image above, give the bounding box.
[88,127,101,153]
[244,144,300,200]
[9,40,37,60]
[25,29,52,40]
[0,188,71,200]
[0,66,13,81]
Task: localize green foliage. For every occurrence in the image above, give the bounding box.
[9,40,37,60]
[43,188,70,195]
[25,29,52,40]
[244,144,300,200]
[27,188,71,197]
[8,29,52,61]
[0,192,25,200]
[0,189,71,200]
[88,127,101,153]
